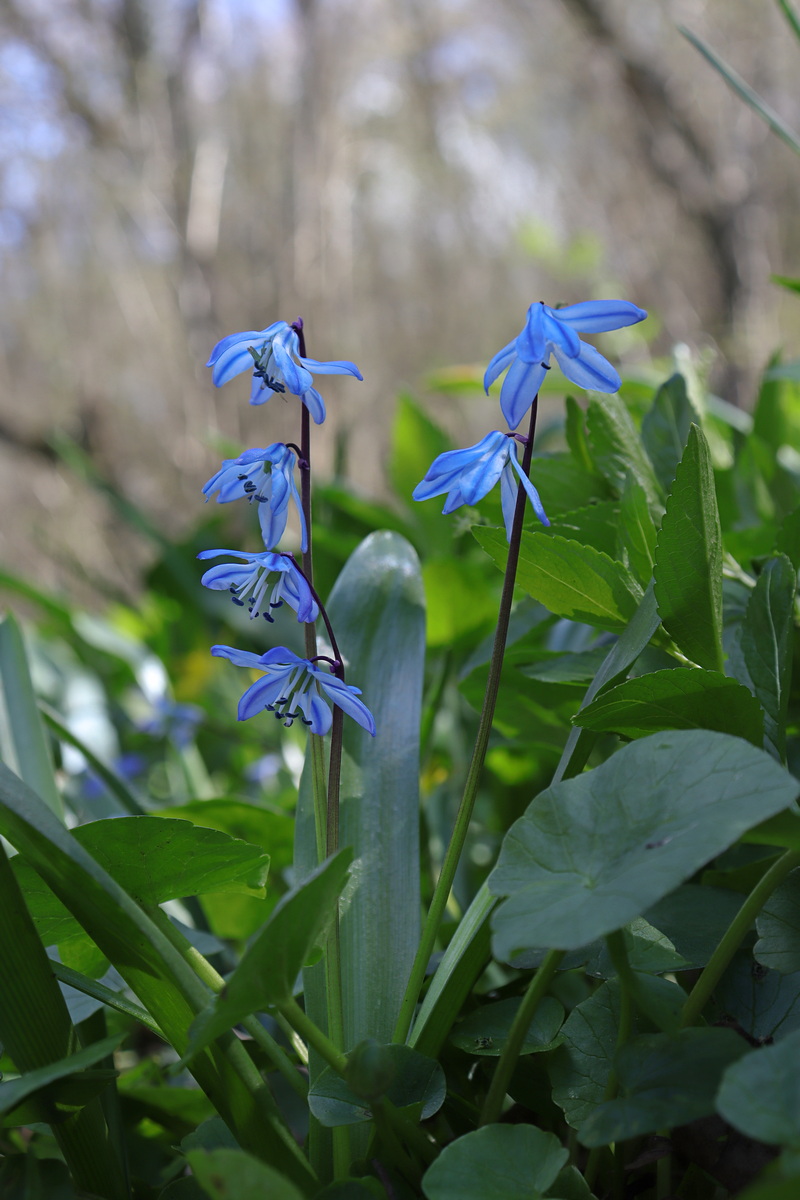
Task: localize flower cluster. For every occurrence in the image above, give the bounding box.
[202,318,374,736]
[414,298,647,538]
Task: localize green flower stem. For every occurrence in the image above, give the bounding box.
[147,907,308,1101]
[479,947,563,1126]
[280,995,348,1075]
[680,847,800,1028]
[394,400,540,1045]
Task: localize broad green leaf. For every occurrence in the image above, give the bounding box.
[450,995,564,1057]
[527,455,609,515]
[626,973,686,1033]
[617,476,657,585]
[488,731,798,959]
[730,555,796,762]
[756,869,800,974]
[775,505,800,570]
[549,981,622,1130]
[717,1027,800,1147]
[585,392,663,517]
[474,527,642,631]
[421,1125,568,1200]
[717,955,800,1042]
[309,1044,444,1127]
[573,668,764,745]
[514,916,687,979]
[564,395,594,473]
[680,26,800,157]
[521,647,610,685]
[549,1165,595,1200]
[187,1148,305,1200]
[423,557,499,646]
[643,885,744,968]
[641,373,697,491]
[297,532,425,1054]
[546,500,620,558]
[183,849,353,1063]
[744,810,800,851]
[0,615,63,819]
[579,1028,749,1148]
[654,424,724,670]
[390,393,452,504]
[0,1033,123,1119]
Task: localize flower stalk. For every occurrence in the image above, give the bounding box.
[394,397,541,1045]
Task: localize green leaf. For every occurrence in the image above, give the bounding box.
[40,705,145,816]
[521,647,611,685]
[450,996,564,1057]
[564,395,594,473]
[488,731,798,959]
[572,668,764,744]
[390,394,452,504]
[717,955,800,1042]
[187,1148,305,1200]
[617,476,657,585]
[298,532,426,1051]
[654,424,724,670]
[548,500,620,558]
[641,374,696,491]
[717,1027,800,1147]
[0,1033,123,1118]
[729,555,796,762]
[528,455,609,516]
[183,849,353,1063]
[643,885,744,968]
[421,1125,568,1200]
[775,505,800,570]
[772,275,800,295]
[0,615,63,819]
[423,557,499,646]
[579,1028,749,1148]
[474,527,642,631]
[756,868,800,974]
[680,26,800,157]
[585,392,664,517]
[549,982,622,1130]
[309,1044,444,1128]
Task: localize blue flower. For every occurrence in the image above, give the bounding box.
[413,430,549,540]
[485,299,647,429]
[211,645,376,736]
[207,321,363,424]
[198,549,319,623]
[202,443,307,551]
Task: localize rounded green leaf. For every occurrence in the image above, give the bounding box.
[717,1027,800,1147]
[450,995,564,1057]
[309,1044,444,1128]
[186,1148,305,1200]
[489,730,798,958]
[756,868,800,974]
[421,1125,567,1200]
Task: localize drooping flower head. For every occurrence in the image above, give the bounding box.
[211,645,376,737]
[413,430,549,541]
[206,321,363,424]
[485,299,647,430]
[198,549,318,623]
[202,443,307,551]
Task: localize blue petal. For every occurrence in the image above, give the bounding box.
[415,432,507,487]
[552,339,621,393]
[298,355,363,381]
[258,502,289,551]
[271,330,313,395]
[515,303,548,364]
[296,689,333,735]
[212,344,261,387]
[200,563,252,591]
[499,465,518,541]
[553,300,647,333]
[500,358,548,430]
[211,644,264,669]
[509,449,550,526]
[483,337,518,392]
[457,438,509,506]
[301,388,326,424]
[260,646,306,669]
[543,306,580,358]
[197,547,255,561]
[317,674,377,735]
[237,444,282,465]
[238,671,294,721]
[206,325,283,366]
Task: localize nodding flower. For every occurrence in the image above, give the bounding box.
[202,443,307,551]
[198,549,318,624]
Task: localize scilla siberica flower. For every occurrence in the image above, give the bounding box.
[485,299,647,429]
[202,443,307,551]
[198,549,318,623]
[211,645,376,736]
[413,430,549,541]
[207,321,363,424]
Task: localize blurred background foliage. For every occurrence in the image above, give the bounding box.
[0,0,798,601]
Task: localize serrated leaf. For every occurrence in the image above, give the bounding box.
[756,869,800,974]
[717,1027,800,1147]
[182,849,352,1064]
[309,1044,444,1128]
[573,668,764,745]
[547,500,620,558]
[654,424,724,670]
[488,731,797,959]
[585,392,664,517]
[421,1125,567,1200]
[579,1028,749,1148]
[641,373,696,491]
[730,555,796,762]
[474,527,642,631]
[450,995,564,1057]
